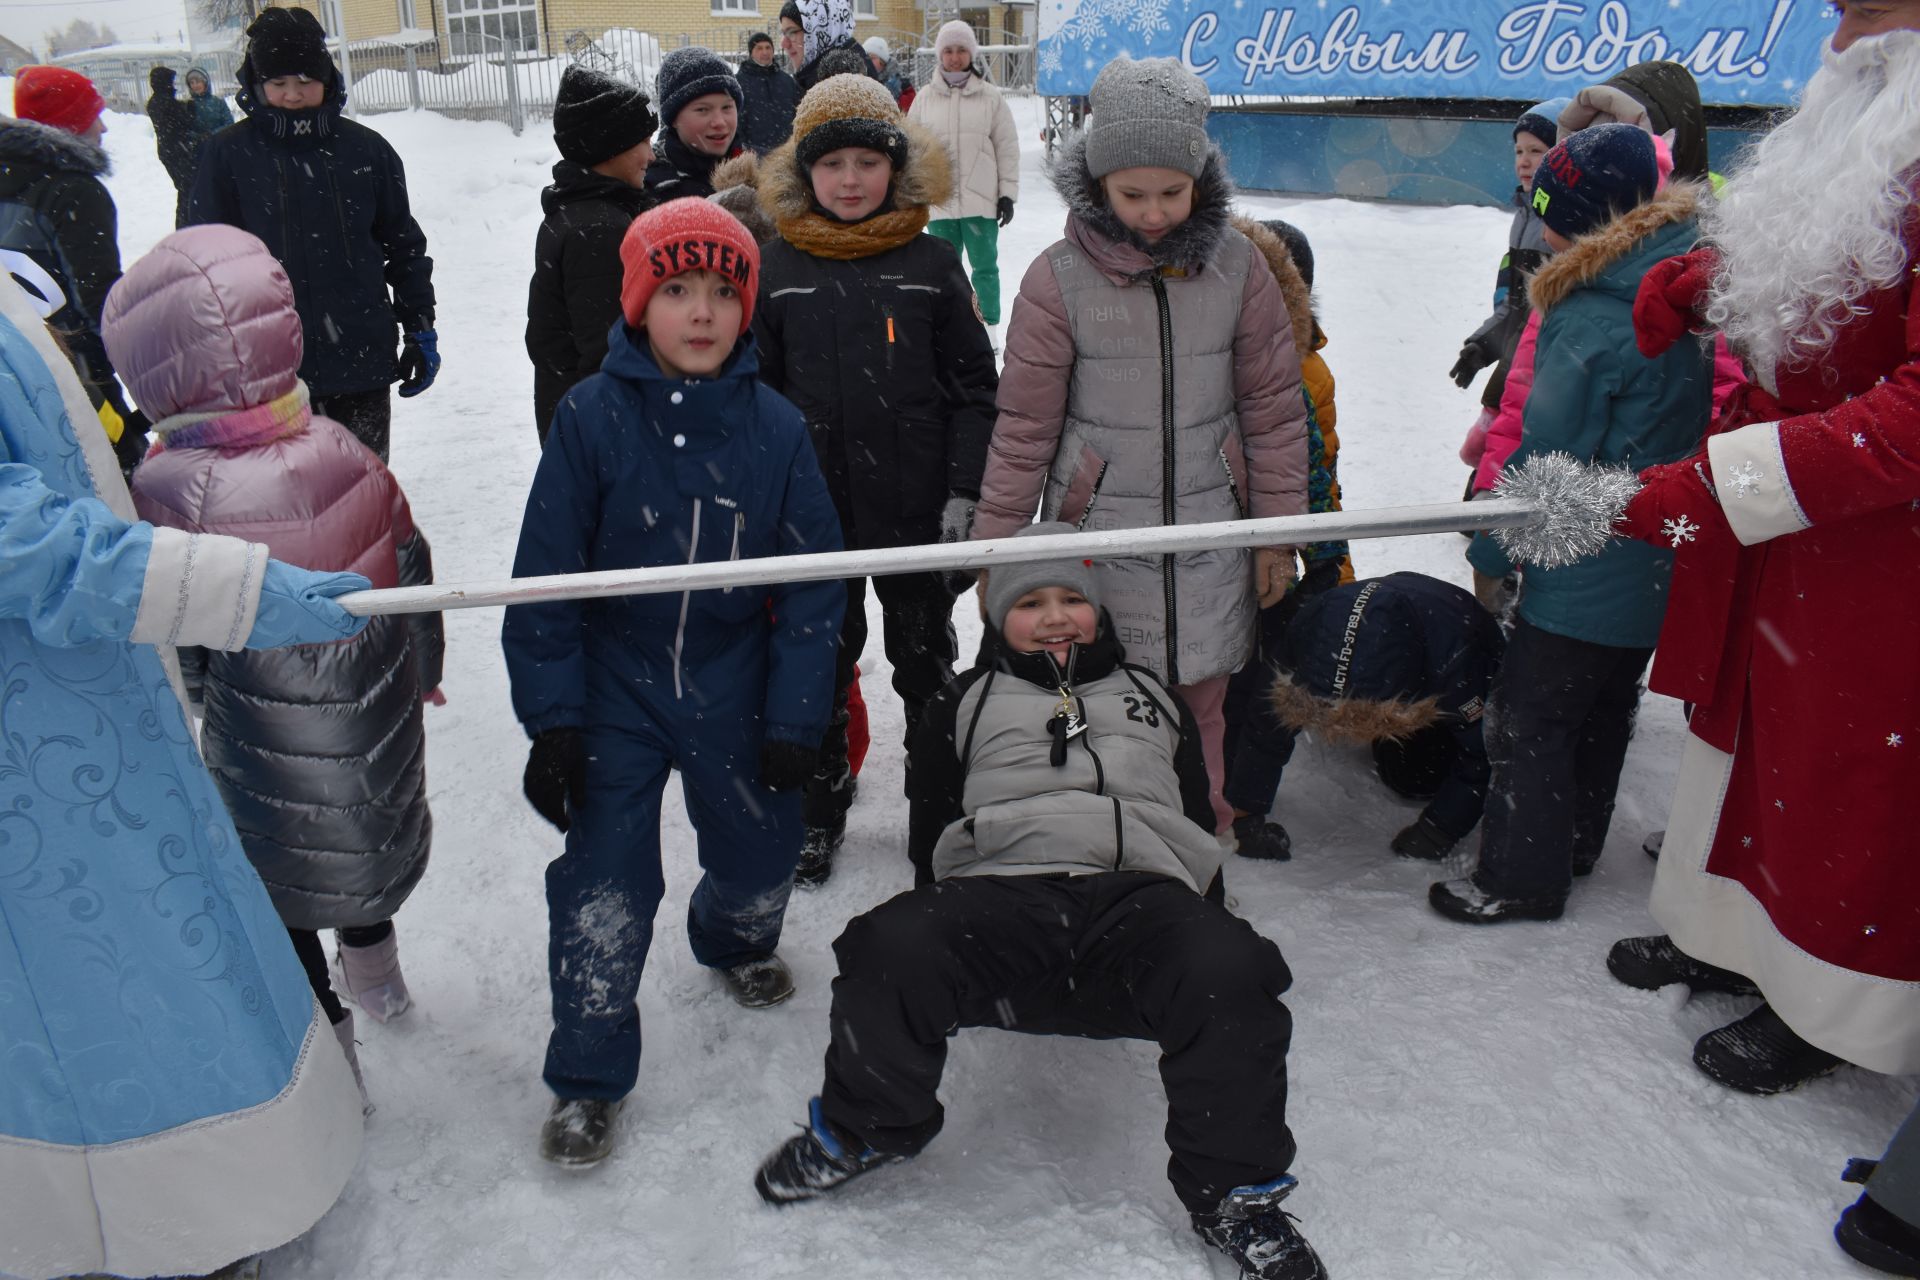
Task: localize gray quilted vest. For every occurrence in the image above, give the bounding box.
[1038,229,1260,685]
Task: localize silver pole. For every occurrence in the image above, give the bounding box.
[337,500,1533,618]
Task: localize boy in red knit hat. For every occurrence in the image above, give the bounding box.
[503,200,846,1168]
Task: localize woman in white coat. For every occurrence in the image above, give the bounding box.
[908,20,1020,324]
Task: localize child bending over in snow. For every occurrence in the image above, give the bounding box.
[502,201,844,1167]
[753,524,1325,1280]
[1435,124,1712,925]
[970,56,1309,838]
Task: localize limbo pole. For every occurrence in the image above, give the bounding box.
[337,499,1537,618]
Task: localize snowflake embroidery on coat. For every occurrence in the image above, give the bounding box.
[1742,836,1753,847]
[1853,432,1868,448]
[1725,461,1764,499]
[1890,733,1904,747]
[1661,515,1700,547]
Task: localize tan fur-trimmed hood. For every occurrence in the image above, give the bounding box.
[710,152,775,243]
[757,116,952,224]
[1529,182,1704,313]
[1232,214,1315,355]
[1269,675,1441,745]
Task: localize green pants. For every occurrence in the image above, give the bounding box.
[927,216,1002,325]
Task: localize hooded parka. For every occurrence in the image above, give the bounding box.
[906,69,1018,223]
[116,227,443,931]
[972,133,1309,685]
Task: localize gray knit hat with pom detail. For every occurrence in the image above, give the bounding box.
[1084,57,1211,180]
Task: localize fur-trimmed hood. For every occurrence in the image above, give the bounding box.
[757,114,951,223]
[1049,129,1232,279]
[1268,674,1441,745]
[1529,182,1703,313]
[0,117,108,177]
[1232,214,1315,354]
[710,152,776,243]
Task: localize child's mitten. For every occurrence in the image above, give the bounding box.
[524,727,586,832]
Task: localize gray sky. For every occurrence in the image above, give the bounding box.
[0,0,196,57]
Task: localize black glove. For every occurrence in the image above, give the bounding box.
[1448,339,1494,389]
[1390,813,1457,861]
[759,738,821,793]
[997,196,1015,228]
[523,727,586,832]
[113,407,151,480]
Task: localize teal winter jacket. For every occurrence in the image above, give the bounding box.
[1468,183,1713,648]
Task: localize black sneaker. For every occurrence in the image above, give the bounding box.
[754,1097,901,1205]
[1607,935,1758,996]
[721,955,795,1008]
[1693,1003,1843,1095]
[1233,814,1293,862]
[540,1097,623,1166]
[1428,877,1565,924]
[1838,1191,1920,1276]
[1191,1176,1328,1280]
[795,819,844,888]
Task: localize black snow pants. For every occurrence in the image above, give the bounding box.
[818,871,1297,1213]
[1473,618,1652,900]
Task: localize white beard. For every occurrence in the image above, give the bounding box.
[1704,29,1920,380]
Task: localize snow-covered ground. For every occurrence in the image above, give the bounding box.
[70,93,1917,1278]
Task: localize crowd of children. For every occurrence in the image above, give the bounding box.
[11,7,1920,1277]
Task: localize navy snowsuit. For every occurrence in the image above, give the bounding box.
[502,323,845,1101]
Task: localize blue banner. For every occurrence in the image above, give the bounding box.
[1037,0,1830,105]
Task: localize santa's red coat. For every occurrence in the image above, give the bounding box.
[1645,220,1920,1072]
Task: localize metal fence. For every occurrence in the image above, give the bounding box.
[338,25,1033,133]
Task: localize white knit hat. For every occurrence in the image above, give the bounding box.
[934,19,978,58]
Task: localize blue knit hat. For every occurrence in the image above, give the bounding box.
[1529,122,1658,239]
[1514,97,1569,148]
[656,46,744,129]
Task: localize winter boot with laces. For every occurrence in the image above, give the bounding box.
[1607,934,1758,996]
[540,1097,623,1166]
[1693,1002,1844,1094]
[754,1096,902,1205]
[1232,814,1293,862]
[334,926,411,1023]
[720,954,795,1008]
[1191,1176,1329,1280]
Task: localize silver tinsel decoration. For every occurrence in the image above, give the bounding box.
[1490,453,1640,569]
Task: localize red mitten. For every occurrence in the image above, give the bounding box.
[1615,454,1732,550]
[1633,248,1719,358]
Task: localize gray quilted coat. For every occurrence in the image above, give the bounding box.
[971,134,1309,686]
[111,227,443,931]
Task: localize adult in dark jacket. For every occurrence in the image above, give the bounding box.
[643,46,744,202]
[186,66,236,137]
[187,7,438,461]
[1559,59,1711,184]
[147,66,200,227]
[753,74,998,882]
[779,0,876,93]
[526,64,657,442]
[737,32,800,155]
[753,529,1325,1280]
[0,67,147,474]
[1267,572,1505,861]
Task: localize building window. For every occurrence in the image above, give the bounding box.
[397,0,417,28]
[711,0,759,14]
[853,0,875,18]
[445,0,539,53]
[317,0,343,37]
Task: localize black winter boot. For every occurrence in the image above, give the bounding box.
[1233,814,1293,862]
[540,1097,623,1166]
[754,1097,901,1205]
[795,817,844,888]
[1838,1191,1920,1276]
[1692,1003,1843,1094]
[720,955,795,1008]
[1191,1177,1328,1280]
[1607,935,1758,996]
[1428,876,1564,924]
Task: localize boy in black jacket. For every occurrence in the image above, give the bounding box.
[525,65,657,442]
[753,74,998,886]
[752,525,1325,1280]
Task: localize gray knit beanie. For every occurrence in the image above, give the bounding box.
[1084,57,1211,180]
[984,523,1102,632]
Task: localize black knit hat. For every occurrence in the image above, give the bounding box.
[1529,123,1658,239]
[552,65,657,166]
[656,46,744,128]
[245,7,333,83]
[1262,219,1314,291]
[779,0,804,26]
[150,65,176,91]
[747,31,773,52]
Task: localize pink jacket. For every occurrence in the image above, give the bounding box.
[1472,317,1745,492]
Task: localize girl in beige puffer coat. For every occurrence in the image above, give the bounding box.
[907,20,1019,323]
[970,57,1308,834]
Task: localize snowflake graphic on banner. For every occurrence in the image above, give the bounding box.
[1040,0,1175,78]
[1661,515,1700,547]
